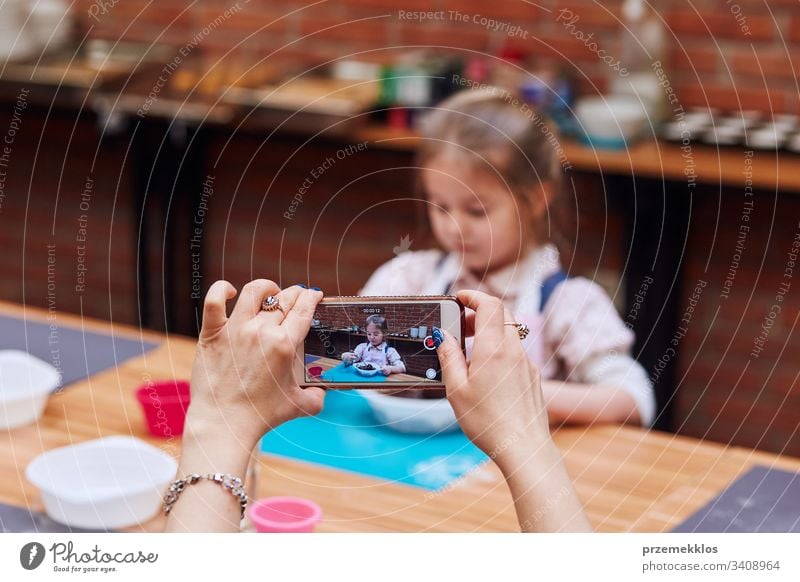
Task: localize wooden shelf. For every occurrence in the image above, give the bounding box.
[353,125,800,193]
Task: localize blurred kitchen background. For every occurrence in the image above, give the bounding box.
[0,0,798,453]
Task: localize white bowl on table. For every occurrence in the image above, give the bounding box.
[353,362,380,377]
[26,435,177,529]
[358,390,459,434]
[0,350,61,429]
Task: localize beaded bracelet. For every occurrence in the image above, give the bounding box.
[163,473,248,520]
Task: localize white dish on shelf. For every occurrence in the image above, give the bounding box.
[771,114,798,132]
[26,436,177,529]
[683,108,717,126]
[0,350,60,429]
[703,124,743,145]
[574,96,648,147]
[786,134,800,153]
[747,126,787,150]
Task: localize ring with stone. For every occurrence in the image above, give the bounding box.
[261,295,284,314]
[504,321,529,340]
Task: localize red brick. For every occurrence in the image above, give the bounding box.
[398,24,491,51]
[674,82,791,114]
[298,15,391,44]
[668,45,718,73]
[343,0,433,13]
[729,48,800,81]
[441,0,540,23]
[550,3,623,30]
[667,9,776,41]
[527,32,619,63]
[192,6,294,36]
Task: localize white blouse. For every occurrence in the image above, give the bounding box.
[359,245,656,426]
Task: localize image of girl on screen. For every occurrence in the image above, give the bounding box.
[341,315,406,376]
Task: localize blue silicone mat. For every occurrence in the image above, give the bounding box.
[261,389,487,490]
[0,313,159,390]
[321,362,387,383]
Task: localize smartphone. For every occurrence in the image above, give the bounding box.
[298,296,465,388]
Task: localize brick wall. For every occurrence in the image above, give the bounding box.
[202,132,422,295]
[675,186,800,455]
[314,302,441,333]
[72,0,800,114]
[0,105,138,325]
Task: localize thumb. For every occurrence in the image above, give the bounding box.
[437,330,468,396]
[200,280,237,340]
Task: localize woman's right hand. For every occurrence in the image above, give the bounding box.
[436,290,550,465]
[437,289,591,532]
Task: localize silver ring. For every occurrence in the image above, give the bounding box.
[504,321,529,340]
[261,295,284,314]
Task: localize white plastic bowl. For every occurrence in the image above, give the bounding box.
[353,362,379,377]
[575,96,648,146]
[0,350,60,429]
[358,390,459,434]
[26,436,177,529]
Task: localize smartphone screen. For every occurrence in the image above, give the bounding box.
[302,297,463,386]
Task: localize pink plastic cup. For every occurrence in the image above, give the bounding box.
[249,497,323,533]
[307,365,323,379]
[135,380,191,438]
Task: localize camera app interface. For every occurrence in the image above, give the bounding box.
[305,302,442,383]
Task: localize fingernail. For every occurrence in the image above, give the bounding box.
[295,283,308,289]
[311,286,322,291]
[432,327,444,348]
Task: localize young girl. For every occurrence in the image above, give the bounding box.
[360,89,656,426]
[341,315,406,376]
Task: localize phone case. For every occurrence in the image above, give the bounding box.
[300,295,465,389]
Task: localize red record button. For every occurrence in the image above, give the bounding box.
[423,335,436,350]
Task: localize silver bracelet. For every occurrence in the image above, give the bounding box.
[163,473,248,520]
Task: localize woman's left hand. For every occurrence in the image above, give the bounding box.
[186,279,326,449]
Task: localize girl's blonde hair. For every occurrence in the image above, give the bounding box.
[415,88,572,258]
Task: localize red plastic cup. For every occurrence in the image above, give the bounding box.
[307,366,323,379]
[135,380,191,438]
[249,497,323,533]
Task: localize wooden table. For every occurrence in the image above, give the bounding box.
[2,300,799,532]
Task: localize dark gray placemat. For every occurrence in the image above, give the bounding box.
[0,313,158,390]
[673,465,800,533]
[0,502,112,533]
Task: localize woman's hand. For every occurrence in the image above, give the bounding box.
[166,279,325,532]
[187,279,326,449]
[436,290,549,463]
[436,289,591,532]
